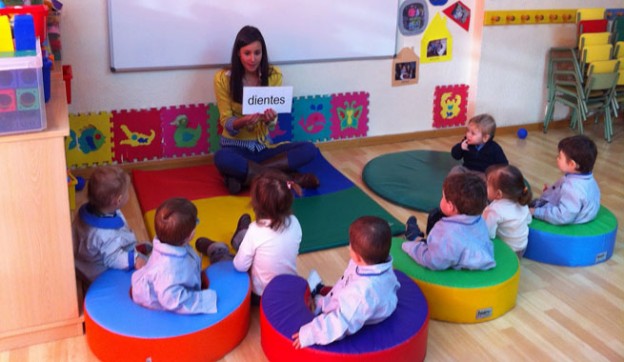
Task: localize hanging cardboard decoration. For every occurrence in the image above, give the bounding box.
[443,1,471,31]
[421,13,452,63]
[392,47,419,86]
[432,84,469,128]
[429,0,448,6]
[398,0,428,36]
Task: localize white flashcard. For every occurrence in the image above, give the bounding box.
[242,86,293,115]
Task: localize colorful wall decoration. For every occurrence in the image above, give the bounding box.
[330,92,369,140]
[421,13,453,63]
[67,91,370,168]
[66,112,113,168]
[443,1,471,31]
[398,0,428,36]
[432,84,469,129]
[112,108,163,163]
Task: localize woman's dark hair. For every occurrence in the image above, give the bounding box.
[250,169,301,231]
[229,25,271,103]
[485,164,532,206]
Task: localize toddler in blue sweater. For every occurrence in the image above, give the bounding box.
[403,172,495,270]
[530,135,600,225]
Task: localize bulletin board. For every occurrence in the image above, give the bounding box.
[107,0,400,72]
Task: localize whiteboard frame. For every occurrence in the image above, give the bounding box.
[107,0,399,72]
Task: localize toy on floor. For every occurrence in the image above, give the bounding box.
[517,127,528,139]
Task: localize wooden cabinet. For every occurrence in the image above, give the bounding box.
[0,73,83,350]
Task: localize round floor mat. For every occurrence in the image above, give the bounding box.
[363,150,459,212]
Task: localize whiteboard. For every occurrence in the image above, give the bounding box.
[108,0,399,72]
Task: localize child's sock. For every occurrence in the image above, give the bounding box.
[206,242,234,264]
[405,216,424,241]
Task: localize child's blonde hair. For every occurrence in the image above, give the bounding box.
[485,165,532,206]
[469,114,497,139]
[87,166,130,212]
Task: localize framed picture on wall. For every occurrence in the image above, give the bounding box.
[392,47,419,86]
[398,0,428,36]
[443,1,471,31]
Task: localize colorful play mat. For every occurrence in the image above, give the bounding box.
[362,150,459,212]
[132,153,403,258]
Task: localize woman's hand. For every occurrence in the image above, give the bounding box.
[236,114,262,130]
[261,108,277,124]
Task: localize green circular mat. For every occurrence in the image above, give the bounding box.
[363,150,459,212]
[390,237,518,288]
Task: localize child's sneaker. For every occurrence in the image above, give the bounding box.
[195,237,215,255]
[231,213,251,251]
[405,216,424,241]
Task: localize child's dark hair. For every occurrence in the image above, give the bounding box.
[469,113,497,139]
[349,216,392,265]
[443,172,488,215]
[558,135,598,174]
[87,166,129,211]
[485,165,532,206]
[229,25,272,103]
[155,198,198,246]
[250,169,302,231]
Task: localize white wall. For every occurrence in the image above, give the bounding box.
[475,0,623,125]
[61,0,621,137]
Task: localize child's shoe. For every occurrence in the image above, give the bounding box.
[195,237,215,255]
[405,216,424,241]
[135,242,153,256]
[224,176,243,195]
[231,213,251,251]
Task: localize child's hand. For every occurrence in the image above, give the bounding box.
[542,183,549,192]
[305,294,315,313]
[201,272,210,290]
[135,256,147,269]
[529,207,535,215]
[292,332,302,349]
[461,138,469,150]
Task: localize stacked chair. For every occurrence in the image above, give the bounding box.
[544,8,621,142]
[612,16,624,117]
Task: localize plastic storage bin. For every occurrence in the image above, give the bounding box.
[0,42,47,136]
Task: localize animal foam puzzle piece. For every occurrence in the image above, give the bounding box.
[207,103,221,153]
[161,104,210,158]
[269,112,293,144]
[432,84,469,128]
[292,95,332,143]
[330,91,369,140]
[111,108,163,163]
[66,112,113,168]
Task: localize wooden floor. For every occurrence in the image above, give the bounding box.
[2,118,622,361]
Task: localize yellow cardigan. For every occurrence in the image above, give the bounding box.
[213,66,283,143]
